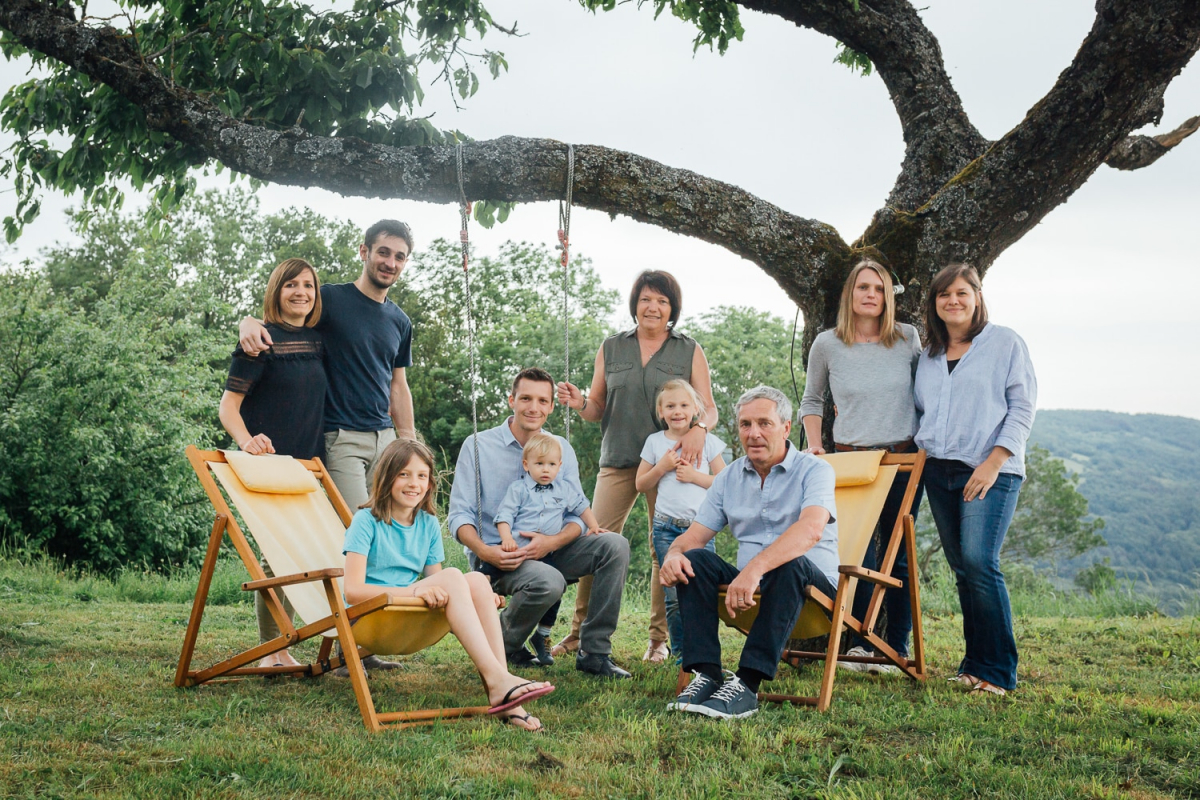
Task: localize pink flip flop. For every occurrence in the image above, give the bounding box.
[487,682,555,715]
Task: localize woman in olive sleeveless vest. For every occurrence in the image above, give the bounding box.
[555,271,719,664]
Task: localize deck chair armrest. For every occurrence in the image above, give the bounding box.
[837,565,902,589]
[243,568,345,592]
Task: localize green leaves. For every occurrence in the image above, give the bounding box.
[580,0,743,54]
[686,305,802,456]
[0,186,371,572]
[471,198,513,228]
[0,0,510,240]
[1005,445,1107,566]
[834,43,874,77]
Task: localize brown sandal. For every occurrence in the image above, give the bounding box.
[549,634,579,658]
[642,639,670,664]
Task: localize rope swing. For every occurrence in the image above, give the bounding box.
[557,144,575,442]
[456,143,483,534]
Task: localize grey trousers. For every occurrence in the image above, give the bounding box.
[480,532,630,657]
[323,428,397,511]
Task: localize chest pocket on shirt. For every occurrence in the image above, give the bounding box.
[606,361,635,389]
[653,361,685,386]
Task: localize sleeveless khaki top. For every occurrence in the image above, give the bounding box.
[600,328,697,469]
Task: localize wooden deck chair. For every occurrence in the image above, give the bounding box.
[176,446,492,732]
[675,449,927,711]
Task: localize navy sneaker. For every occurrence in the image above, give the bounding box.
[506,646,540,668]
[528,634,555,666]
[693,675,759,720]
[669,671,722,712]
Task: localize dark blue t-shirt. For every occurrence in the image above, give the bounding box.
[318,282,413,432]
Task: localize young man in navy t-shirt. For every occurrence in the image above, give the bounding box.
[240,220,416,510]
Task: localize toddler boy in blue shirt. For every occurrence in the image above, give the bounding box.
[489,433,603,665]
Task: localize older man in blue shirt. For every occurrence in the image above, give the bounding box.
[448,368,632,679]
[661,385,839,719]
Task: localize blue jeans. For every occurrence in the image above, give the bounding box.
[924,458,1023,690]
[675,548,837,679]
[651,514,714,658]
[851,461,923,656]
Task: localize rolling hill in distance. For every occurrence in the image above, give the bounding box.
[1029,410,1200,613]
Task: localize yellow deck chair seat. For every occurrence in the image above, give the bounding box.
[177,447,490,732]
[681,449,928,712]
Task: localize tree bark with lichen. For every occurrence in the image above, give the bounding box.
[0,0,1197,367]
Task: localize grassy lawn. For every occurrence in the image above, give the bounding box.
[2,556,1198,799]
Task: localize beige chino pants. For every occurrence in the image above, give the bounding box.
[322,428,397,511]
[569,465,668,644]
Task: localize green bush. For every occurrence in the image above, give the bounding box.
[0,267,226,573]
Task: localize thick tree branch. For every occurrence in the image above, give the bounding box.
[738,0,989,208]
[862,0,1200,279]
[1105,114,1200,171]
[0,0,850,304]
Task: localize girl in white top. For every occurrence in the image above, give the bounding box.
[635,379,726,662]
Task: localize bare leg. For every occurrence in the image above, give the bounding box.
[409,569,550,708]
[465,571,507,664]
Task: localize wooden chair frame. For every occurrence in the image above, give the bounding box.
[176,446,491,732]
[677,450,927,712]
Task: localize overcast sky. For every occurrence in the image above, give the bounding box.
[2,0,1197,418]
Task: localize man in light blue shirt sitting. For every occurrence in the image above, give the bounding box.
[448,368,632,679]
[660,386,839,719]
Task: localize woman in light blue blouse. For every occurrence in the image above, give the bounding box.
[914,263,1036,697]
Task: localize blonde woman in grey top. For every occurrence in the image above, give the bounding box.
[799,259,923,672]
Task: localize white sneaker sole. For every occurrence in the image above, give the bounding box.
[685,703,758,719]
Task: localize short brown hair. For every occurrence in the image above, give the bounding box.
[522,432,562,463]
[510,367,556,398]
[365,439,438,521]
[628,270,682,328]
[364,219,414,253]
[924,263,989,357]
[262,258,322,327]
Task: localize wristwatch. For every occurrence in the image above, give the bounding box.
[691,420,708,432]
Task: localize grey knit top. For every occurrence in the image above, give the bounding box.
[799,323,922,448]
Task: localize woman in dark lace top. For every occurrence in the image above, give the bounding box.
[219,258,327,460]
[218,257,327,670]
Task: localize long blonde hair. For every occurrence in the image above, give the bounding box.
[834,259,904,347]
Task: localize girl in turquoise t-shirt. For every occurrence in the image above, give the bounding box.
[342,439,554,731]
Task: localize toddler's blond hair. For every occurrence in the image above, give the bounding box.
[523,432,563,462]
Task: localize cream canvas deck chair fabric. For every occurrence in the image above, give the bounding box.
[176,446,491,732]
[676,449,927,711]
